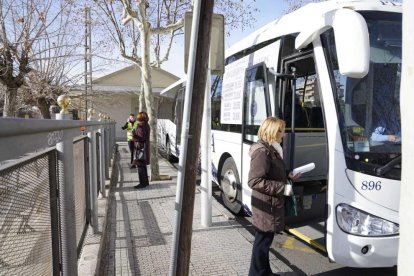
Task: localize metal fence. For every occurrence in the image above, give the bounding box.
[0,150,57,276]
[73,137,88,256]
[0,118,115,276]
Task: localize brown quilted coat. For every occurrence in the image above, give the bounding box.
[132,121,150,166]
[248,140,288,233]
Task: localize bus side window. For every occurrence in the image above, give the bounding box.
[243,64,270,143]
[211,75,223,130]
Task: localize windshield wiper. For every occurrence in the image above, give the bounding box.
[375,154,401,176]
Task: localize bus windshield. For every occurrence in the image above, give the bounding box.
[322,11,401,180]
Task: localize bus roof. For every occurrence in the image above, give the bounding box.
[225,0,401,58]
[160,78,186,99]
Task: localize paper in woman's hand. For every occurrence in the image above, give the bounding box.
[292,163,315,177]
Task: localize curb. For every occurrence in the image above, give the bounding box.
[95,144,120,276]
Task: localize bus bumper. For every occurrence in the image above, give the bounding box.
[329,227,398,267]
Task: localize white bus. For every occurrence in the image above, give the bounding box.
[210,0,401,268]
[157,79,185,161]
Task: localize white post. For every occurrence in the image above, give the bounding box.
[398,1,414,275]
[201,70,212,227]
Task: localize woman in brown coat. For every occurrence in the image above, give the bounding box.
[248,117,300,276]
[132,111,150,189]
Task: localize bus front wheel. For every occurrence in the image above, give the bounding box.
[165,138,177,163]
[220,157,243,215]
[166,139,173,161]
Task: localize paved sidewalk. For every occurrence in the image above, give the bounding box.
[97,142,296,275]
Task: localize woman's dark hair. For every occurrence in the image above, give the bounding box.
[137,111,149,122]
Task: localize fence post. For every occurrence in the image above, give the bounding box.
[49,151,61,276]
[55,95,78,276]
[56,139,78,276]
[87,109,99,233]
[112,123,116,154]
[105,125,110,179]
[98,124,106,198]
[111,123,115,157]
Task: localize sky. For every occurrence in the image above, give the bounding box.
[161,0,285,78]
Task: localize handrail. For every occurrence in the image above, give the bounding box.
[0,118,115,163]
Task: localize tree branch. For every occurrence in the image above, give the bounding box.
[150,17,184,34]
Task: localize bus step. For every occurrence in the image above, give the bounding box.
[285,221,326,253]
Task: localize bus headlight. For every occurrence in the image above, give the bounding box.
[336,203,399,236]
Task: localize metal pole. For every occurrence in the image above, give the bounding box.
[201,70,212,227]
[169,1,202,274]
[110,123,115,157]
[169,0,214,275]
[55,108,77,275]
[56,138,77,276]
[48,151,60,276]
[88,128,98,233]
[105,126,110,179]
[99,128,106,197]
[88,9,93,110]
[109,124,114,158]
[84,7,89,120]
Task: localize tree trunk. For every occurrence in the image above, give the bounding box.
[3,87,18,117]
[136,71,146,112]
[140,25,160,181]
[37,96,51,119]
[139,82,146,112]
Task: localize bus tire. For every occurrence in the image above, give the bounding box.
[166,139,174,162]
[220,157,243,215]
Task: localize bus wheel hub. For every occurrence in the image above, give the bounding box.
[222,170,237,202]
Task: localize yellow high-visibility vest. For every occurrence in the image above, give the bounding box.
[126,121,138,141]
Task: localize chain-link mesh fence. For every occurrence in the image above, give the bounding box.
[73,138,88,256]
[0,151,57,276]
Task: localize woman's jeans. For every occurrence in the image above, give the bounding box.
[138,165,149,187]
[249,230,275,276]
[128,140,134,164]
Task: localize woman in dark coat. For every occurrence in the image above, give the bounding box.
[132,111,150,189]
[248,117,301,276]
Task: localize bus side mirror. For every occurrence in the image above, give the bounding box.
[296,8,369,78]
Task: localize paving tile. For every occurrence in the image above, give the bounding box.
[94,143,296,276]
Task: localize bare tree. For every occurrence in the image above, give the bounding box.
[0,0,83,117]
[92,0,257,181]
[21,69,83,118]
[22,21,85,119]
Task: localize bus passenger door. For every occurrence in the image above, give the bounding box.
[281,54,328,181]
[241,63,271,212]
[281,53,328,226]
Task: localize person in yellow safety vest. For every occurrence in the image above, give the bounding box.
[121,113,138,168]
